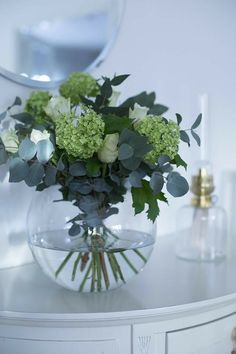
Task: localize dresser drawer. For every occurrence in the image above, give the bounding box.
[0,325,131,354]
[167,314,236,354]
[0,337,119,354]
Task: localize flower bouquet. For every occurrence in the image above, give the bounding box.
[0,73,201,292]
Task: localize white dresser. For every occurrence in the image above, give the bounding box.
[0,235,236,354]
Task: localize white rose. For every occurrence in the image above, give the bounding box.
[1,130,19,153]
[98,133,119,163]
[129,103,149,124]
[109,91,121,107]
[30,129,50,144]
[45,96,71,120]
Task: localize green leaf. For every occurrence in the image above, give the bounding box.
[9,158,29,182]
[118,143,134,160]
[100,106,129,117]
[103,115,130,134]
[191,130,201,146]
[25,162,44,187]
[18,138,36,161]
[121,91,156,109]
[166,172,189,197]
[150,172,164,193]
[69,162,86,176]
[111,74,130,86]
[11,112,34,124]
[100,78,112,98]
[173,154,187,170]
[191,113,202,129]
[86,160,101,177]
[131,180,160,222]
[36,139,54,163]
[157,192,168,203]
[176,113,182,125]
[180,130,190,146]
[148,104,168,115]
[45,166,57,186]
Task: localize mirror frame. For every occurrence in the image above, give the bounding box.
[0,0,125,88]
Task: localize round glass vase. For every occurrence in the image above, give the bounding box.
[27,186,156,293]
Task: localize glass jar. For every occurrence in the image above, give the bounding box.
[27,186,156,292]
[175,202,227,262]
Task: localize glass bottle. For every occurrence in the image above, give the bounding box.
[176,161,227,262]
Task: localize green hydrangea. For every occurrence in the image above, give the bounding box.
[25,91,51,123]
[59,72,99,105]
[56,108,105,159]
[135,116,180,163]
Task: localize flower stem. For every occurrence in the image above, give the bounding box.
[79,260,93,292]
[133,249,147,263]
[120,251,138,274]
[55,251,74,278]
[71,253,82,281]
[99,252,110,290]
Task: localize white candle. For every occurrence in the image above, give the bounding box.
[199,94,209,161]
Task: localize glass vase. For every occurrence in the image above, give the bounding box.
[27,186,156,292]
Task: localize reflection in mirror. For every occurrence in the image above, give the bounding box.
[0,0,124,87]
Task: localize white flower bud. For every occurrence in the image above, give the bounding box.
[45,96,71,121]
[1,130,19,153]
[30,129,50,144]
[98,133,119,163]
[109,91,121,107]
[129,103,149,124]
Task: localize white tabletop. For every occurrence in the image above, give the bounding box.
[0,235,236,322]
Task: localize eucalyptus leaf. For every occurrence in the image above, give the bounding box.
[18,138,36,161]
[69,162,86,176]
[118,143,134,160]
[120,156,142,170]
[191,114,202,130]
[166,172,189,197]
[176,113,182,125]
[129,170,145,188]
[69,180,92,194]
[93,178,112,193]
[9,158,29,182]
[45,166,57,186]
[158,155,170,166]
[69,223,81,236]
[25,162,44,187]
[0,145,8,165]
[191,130,201,146]
[180,130,190,146]
[0,111,7,122]
[11,112,34,124]
[36,139,54,163]
[150,172,164,193]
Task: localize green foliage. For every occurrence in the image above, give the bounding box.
[131,180,160,222]
[1,72,201,226]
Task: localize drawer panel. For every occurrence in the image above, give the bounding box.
[0,337,117,354]
[167,314,236,354]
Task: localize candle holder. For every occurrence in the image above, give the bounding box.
[175,161,227,262]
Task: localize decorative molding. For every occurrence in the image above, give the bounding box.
[138,335,151,354]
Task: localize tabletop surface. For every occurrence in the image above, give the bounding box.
[0,235,236,320]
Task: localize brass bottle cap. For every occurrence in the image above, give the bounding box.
[191,167,214,208]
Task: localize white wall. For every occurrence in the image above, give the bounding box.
[0,0,236,267]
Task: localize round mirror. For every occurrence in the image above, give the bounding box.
[0,0,124,88]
